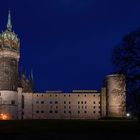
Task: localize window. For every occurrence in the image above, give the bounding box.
[84,95,86,97]
[64,95,66,97]
[41,110,44,113]
[69,106,71,109]
[49,101,52,104]
[81,101,83,104]
[50,95,52,97]
[37,94,38,97]
[93,106,95,109]
[78,101,80,104]
[69,95,71,97]
[55,110,58,113]
[56,106,58,109]
[42,94,43,97]
[69,101,71,104]
[64,101,66,104]
[49,110,53,113]
[36,110,39,113]
[93,101,95,104]
[64,111,66,113]
[84,111,87,114]
[55,101,58,104]
[36,101,39,104]
[64,106,66,109]
[55,94,57,97]
[78,106,80,109]
[11,100,15,105]
[69,111,71,114]
[41,101,44,104]
[85,106,87,109]
[93,111,96,114]
[78,111,80,114]
[85,101,87,104]
[78,95,80,97]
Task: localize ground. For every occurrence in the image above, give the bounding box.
[0,120,140,140]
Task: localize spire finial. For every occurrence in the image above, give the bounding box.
[7,10,12,31]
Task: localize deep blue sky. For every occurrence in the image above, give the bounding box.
[0,0,140,92]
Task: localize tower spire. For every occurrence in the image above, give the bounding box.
[7,10,12,31]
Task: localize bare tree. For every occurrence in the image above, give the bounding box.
[112,28,140,114]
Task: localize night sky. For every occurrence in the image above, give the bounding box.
[0,0,140,92]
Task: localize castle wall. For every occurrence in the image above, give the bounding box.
[0,90,18,119]
[106,74,126,117]
[101,87,107,117]
[33,92,101,119]
[0,57,18,91]
[19,92,101,120]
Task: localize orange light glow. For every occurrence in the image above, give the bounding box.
[0,113,8,120]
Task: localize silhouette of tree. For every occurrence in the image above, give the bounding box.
[112,28,140,115]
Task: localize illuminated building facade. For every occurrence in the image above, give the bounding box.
[0,12,126,120]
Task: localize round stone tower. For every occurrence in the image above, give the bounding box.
[0,11,20,120]
[106,74,126,117]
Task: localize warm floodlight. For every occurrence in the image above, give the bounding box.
[0,113,8,120]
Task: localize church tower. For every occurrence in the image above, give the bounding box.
[0,11,20,120]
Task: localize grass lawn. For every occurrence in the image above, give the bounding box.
[0,120,140,139]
